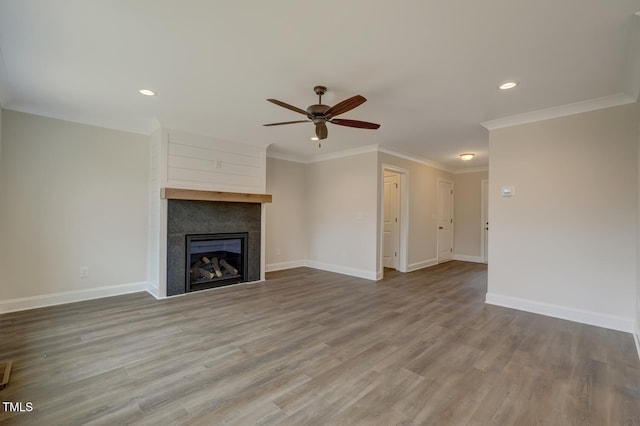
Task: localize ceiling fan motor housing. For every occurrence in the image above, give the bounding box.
[307,104,330,123]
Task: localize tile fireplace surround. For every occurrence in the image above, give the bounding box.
[161,189,272,296]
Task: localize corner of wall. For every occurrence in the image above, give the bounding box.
[265,260,306,272]
[265,259,378,281]
[147,282,159,300]
[303,260,378,281]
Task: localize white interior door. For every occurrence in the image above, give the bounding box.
[383,173,400,269]
[437,179,453,263]
[481,179,488,263]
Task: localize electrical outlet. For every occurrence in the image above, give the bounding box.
[79,266,89,278]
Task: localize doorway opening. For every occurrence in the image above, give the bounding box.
[437,178,454,263]
[380,165,408,278]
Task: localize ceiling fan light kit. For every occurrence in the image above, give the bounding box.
[498,81,518,90]
[264,85,380,145]
[459,153,475,161]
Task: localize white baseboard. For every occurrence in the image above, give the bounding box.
[270,257,447,280]
[407,258,438,272]
[0,281,150,314]
[485,292,634,333]
[146,282,160,299]
[265,260,306,272]
[453,254,485,263]
[270,258,436,279]
[304,260,377,281]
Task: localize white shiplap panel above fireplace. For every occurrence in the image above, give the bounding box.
[165,129,266,194]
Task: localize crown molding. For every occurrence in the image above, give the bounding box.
[481,93,636,130]
[5,106,155,135]
[267,144,379,164]
[453,167,489,174]
[266,152,307,163]
[267,144,457,172]
[377,146,453,173]
[304,144,380,163]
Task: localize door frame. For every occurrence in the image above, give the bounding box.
[383,172,400,270]
[481,179,488,263]
[379,164,409,278]
[436,177,454,263]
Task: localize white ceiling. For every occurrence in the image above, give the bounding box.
[0,1,639,171]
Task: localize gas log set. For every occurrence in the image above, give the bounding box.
[190,256,239,284]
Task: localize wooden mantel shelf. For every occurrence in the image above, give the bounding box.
[160,188,272,203]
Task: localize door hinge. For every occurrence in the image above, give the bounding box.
[395,218,398,223]
[450,218,453,223]
[395,251,398,257]
[450,248,453,253]
[395,183,398,188]
[451,189,453,195]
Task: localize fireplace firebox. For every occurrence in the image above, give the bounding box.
[185,233,248,292]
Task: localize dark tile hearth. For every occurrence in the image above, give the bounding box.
[167,200,261,296]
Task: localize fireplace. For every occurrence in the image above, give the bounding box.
[166,199,262,296]
[186,233,248,292]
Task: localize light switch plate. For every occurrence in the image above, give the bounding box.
[501,186,514,197]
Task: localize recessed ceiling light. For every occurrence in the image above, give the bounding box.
[498,81,518,90]
[459,153,475,161]
[139,89,156,96]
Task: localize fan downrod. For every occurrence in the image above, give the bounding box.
[313,85,327,105]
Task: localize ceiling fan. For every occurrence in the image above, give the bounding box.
[263,86,380,141]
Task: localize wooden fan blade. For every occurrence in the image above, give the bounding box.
[266,99,308,116]
[315,122,328,140]
[330,118,380,129]
[263,120,310,126]
[324,95,367,117]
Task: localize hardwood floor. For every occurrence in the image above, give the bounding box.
[1,261,638,425]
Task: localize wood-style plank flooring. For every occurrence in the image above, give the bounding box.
[1,262,639,425]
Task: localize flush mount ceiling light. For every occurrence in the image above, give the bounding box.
[459,153,475,161]
[310,136,319,141]
[139,89,157,96]
[498,81,518,90]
